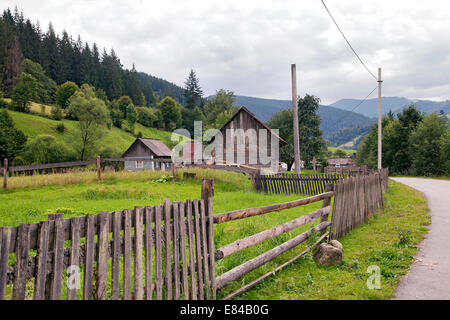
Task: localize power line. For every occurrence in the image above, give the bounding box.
[320,0,377,81]
[327,85,378,133]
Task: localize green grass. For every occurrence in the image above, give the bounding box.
[0,170,430,300]
[328,147,356,156]
[226,180,430,300]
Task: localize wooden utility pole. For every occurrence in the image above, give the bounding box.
[377,67,383,170]
[291,64,301,174]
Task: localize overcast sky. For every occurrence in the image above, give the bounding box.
[3,0,450,104]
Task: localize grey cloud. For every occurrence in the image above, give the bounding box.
[4,0,450,104]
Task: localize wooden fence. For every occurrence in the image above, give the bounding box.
[0,180,215,300]
[330,168,389,239]
[0,169,389,300]
[1,156,174,189]
[251,172,345,195]
[212,187,334,299]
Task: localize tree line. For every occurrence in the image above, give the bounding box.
[356,105,450,176]
[0,8,183,107]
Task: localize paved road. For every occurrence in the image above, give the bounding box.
[391,177,450,300]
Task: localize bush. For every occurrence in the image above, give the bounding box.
[56,81,78,109]
[136,106,157,127]
[55,122,66,133]
[51,106,64,120]
[11,72,38,112]
[23,135,75,164]
[0,99,10,109]
[40,104,46,114]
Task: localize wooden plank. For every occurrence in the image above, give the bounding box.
[144,206,154,300]
[223,232,328,300]
[164,199,172,300]
[172,203,180,300]
[178,202,189,300]
[50,218,64,300]
[154,205,163,300]
[123,209,132,300]
[33,223,49,300]
[83,214,95,300]
[12,224,30,300]
[207,195,216,300]
[200,200,210,299]
[215,206,331,260]
[216,222,330,290]
[111,211,122,300]
[134,207,144,300]
[186,200,197,299]
[214,191,334,224]
[193,200,204,299]
[96,212,109,300]
[67,217,81,300]
[0,228,10,299]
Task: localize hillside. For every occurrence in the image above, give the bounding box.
[330,97,450,118]
[5,109,178,158]
[232,95,375,147]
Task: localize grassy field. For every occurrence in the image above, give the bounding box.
[0,169,430,300]
[3,107,179,155]
[328,147,356,156]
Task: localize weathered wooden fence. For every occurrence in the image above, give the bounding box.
[0,180,215,300]
[212,187,334,299]
[330,168,389,239]
[1,156,174,189]
[324,165,369,175]
[251,172,344,195]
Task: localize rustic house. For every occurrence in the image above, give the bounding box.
[122,138,172,171]
[208,106,286,168]
[327,157,354,167]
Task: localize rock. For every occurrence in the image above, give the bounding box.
[313,243,342,266]
[329,240,343,250]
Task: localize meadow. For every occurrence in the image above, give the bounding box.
[0,168,430,299]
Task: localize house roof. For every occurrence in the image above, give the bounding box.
[122,138,172,157]
[212,106,286,143]
[327,158,354,165]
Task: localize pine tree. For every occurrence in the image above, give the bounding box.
[183,69,203,109]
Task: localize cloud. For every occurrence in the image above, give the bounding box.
[4,0,450,104]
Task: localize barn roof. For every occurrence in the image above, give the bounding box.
[122,138,172,157]
[327,158,354,165]
[213,106,286,143]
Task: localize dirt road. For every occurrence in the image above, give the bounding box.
[391,177,450,300]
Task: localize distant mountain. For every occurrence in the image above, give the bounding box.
[233,95,376,148]
[330,97,450,118]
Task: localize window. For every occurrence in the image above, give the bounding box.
[136,160,143,169]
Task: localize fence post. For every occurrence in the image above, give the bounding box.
[3,158,7,189]
[97,156,101,181]
[171,161,175,178]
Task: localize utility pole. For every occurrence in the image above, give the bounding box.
[377,67,382,170]
[291,64,301,174]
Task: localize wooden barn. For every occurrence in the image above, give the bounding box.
[208,106,285,168]
[122,138,172,171]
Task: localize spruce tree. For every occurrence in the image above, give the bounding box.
[183,69,203,109]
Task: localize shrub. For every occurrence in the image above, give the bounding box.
[23,135,75,164]
[55,122,66,133]
[11,72,38,112]
[56,81,78,109]
[0,99,10,109]
[50,106,64,120]
[136,106,157,127]
[40,104,46,114]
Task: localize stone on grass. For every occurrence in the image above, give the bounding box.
[313,243,342,266]
[329,240,343,250]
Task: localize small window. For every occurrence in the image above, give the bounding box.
[136,160,143,169]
